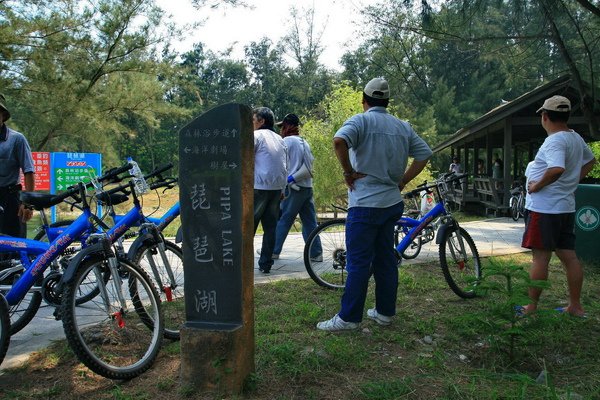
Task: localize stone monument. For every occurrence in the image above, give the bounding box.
[178,103,254,394]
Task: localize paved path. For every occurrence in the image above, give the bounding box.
[1,217,527,371]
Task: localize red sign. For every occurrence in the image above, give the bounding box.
[20,151,51,191]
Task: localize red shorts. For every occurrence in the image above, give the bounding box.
[521,210,576,250]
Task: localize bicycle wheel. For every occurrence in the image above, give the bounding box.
[304,219,347,289]
[0,294,10,366]
[132,240,184,340]
[34,221,104,306]
[510,197,519,221]
[61,255,163,380]
[0,255,42,335]
[439,225,481,299]
[518,195,525,219]
[394,226,422,260]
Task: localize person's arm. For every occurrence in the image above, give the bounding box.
[18,172,35,222]
[333,137,365,191]
[400,158,430,191]
[527,167,564,193]
[580,158,597,181]
[24,171,34,192]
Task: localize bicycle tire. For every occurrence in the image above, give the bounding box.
[0,294,10,366]
[518,195,525,219]
[394,226,423,260]
[304,219,347,289]
[61,255,163,380]
[0,255,42,335]
[510,197,519,221]
[132,240,184,340]
[34,220,107,306]
[439,225,481,299]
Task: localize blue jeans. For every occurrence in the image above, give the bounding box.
[338,201,404,323]
[273,187,322,258]
[254,189,282,270]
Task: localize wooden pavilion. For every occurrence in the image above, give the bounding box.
[432,75,600,214]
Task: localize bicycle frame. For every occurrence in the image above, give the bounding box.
[111,201,180,233]
[1,206,95,306]
[395,201,447,254]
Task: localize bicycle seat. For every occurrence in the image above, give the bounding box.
[509,187,522,195]
[19,192,65,210]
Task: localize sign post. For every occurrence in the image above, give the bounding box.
[49,152,102,221]
[178,104,255,394]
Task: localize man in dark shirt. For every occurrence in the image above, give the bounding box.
[0,93,35,237]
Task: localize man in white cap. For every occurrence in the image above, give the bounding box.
[520,95,596,317]
[317,77,432,331]
[0,93,35,237]
[272,113,322,262]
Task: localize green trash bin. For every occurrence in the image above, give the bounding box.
[574,184,600,263]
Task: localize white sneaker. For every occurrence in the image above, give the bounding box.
[309,254,323,262]
[256,250,279,259]
[367,308,392,326]
[316,314,359,331]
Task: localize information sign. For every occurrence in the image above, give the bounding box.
[51,152,102,192]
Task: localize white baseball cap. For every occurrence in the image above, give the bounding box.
[363,77,390,99]
[536,95,571,114]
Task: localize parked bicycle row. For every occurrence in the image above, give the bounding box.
[0,161,184,379]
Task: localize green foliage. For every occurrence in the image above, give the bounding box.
[474,259,550,362]
[303,82,435,211]
[302,83,363,211]
[588,141,600,179]
[0,0,188,169]
[342,0,600,171]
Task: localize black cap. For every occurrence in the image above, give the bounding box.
[276,113,300,127]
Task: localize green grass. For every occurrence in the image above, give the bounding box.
[1,253,599,399]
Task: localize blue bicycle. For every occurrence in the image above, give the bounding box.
[31,164,183,340]
[0,166,164,379]
[304,173,481,298]
[94,169,184,340]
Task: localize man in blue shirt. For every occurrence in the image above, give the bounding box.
[317,78,432,331]
[0,93,35,237]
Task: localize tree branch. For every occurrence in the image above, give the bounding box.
[574,0,600,18]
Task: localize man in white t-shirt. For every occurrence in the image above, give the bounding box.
[521,95,596,317]
[253,107,288,274]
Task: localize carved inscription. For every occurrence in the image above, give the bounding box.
[180,104,249,326]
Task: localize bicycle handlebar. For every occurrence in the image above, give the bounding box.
[402,173,468,199]
[144,163,173,181]
[53,182,86,204]
[441,172,468,183]
[93,162,133,186]
[98,176,177,199]
[149,177,178,191]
